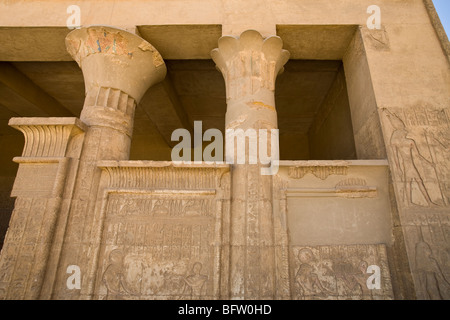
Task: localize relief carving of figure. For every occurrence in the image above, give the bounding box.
[335,260,371,296]
[295,248,333,298]
[415,240,450,300]
[102,249,133,298]
[385,110,442,207]
[183,262,208,297]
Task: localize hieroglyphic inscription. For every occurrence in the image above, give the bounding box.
[288,165,348,180]
[273,174,291,298]
[0,198,49,299]
[96,192,218,299]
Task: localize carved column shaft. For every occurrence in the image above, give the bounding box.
[212,30,289,299]
[48,26,166,299]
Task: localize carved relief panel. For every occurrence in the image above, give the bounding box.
[274,160,396,299]
[277,160,394,246]
[290,244,393,300]
[91,162,230,300]
[402,216,450,300]
[380,107,450,299]
[382,107,449,208]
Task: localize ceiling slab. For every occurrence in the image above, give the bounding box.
[12,62,85,116]
[0,62,74,116]
[139,76,192,147]
[166,59,226,132]
[0,24,356,62]
[277,25,357,60]
[137,25,222,59]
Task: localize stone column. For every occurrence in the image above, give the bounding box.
[211,30,289,299]
[50,26,166,299]
[66,26,167,161]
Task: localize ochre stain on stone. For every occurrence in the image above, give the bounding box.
[247,101,275,112]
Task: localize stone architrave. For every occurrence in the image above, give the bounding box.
[211,30,290,299]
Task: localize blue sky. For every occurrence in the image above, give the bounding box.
[433,0,450,37]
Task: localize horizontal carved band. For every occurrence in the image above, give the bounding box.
[99,162,230,190]
[288,166,349,180]
[85,86,136,113]
[81,87,137,136]
[285,187,377,198]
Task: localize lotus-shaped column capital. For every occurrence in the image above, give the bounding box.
[66,25,166,104]
[211,30,289,100]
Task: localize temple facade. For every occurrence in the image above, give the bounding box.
[0,0,449,300]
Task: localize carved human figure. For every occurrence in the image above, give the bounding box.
[102,249,132,298]
[415,240,450,300]
[338,260,371,297]
[386,111,439,206]
[183,262,208,297]
[295,248,333,298]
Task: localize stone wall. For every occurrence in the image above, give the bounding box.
[309,67,356,160]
